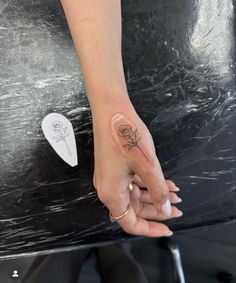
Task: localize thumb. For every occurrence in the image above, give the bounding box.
[110,112,171,217]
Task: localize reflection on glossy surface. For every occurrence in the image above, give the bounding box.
[0,0,235,258]
[191,0,234,80]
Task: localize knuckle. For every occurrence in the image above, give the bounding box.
[96,186,118,205]
[96,188,109,203]
[93,178,121,205]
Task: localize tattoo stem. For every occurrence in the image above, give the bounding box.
[136,144,149,161]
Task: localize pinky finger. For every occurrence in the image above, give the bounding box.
[116,204,173,237]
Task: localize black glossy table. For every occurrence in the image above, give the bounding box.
[0,0,235,259]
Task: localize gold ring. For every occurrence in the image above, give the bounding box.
[109,204,130,222]
[128,183,134,192]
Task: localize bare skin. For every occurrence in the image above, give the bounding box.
[60,0,183,237]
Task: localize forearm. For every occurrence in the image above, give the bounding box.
[60,0,131,113]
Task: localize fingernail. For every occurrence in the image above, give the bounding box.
[174,197,182,203]
[177,210,183,217]
[161,199,172,216]
[175,186,180,191]
[165,230,173,237]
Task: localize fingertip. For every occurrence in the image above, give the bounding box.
[166,179,180,192]
[171,195,182,204]
[149,223,173,238]
[176,210,183,217]
[165,230,173,237]
[166,179,176,188]
[175,196,182,203]
[175,186,180,192]
[170,207,183,218]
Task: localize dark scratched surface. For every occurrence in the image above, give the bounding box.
[0,0,235,258]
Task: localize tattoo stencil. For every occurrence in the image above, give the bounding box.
[41,113,78,167]
[51,121,71,156]
[118,124,149,161]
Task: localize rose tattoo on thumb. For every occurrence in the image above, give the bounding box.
[111,113,149,161]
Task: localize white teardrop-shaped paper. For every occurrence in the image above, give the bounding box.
[41,113,78,167]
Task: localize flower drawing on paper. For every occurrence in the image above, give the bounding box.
[118,124,149,161]
[51,121,71,156]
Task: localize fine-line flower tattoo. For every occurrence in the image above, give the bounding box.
[118,124,149,161]
[51,121,72,156]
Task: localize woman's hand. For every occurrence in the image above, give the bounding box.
[92,99,183,237]
[60,0,183,237]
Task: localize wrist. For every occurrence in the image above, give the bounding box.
[88,87,134,117]
[88,89,137,133]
